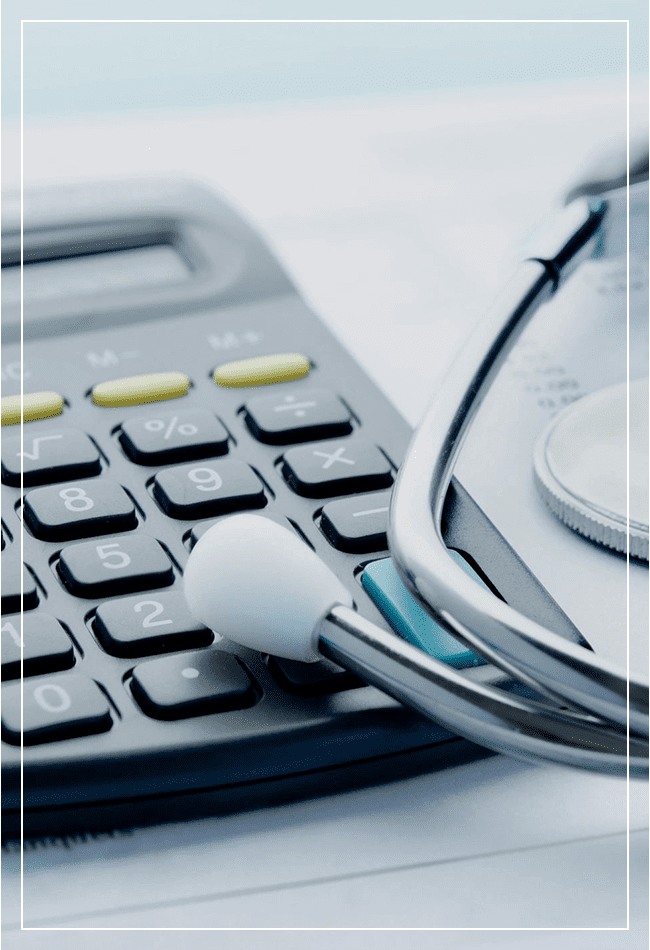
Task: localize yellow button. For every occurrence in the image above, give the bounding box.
[92,372,190,407]
[213,354,310,388]
[1,392,64,426]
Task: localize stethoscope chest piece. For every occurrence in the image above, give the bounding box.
[533,378,649,560]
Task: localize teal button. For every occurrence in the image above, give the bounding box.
[361,553,487,669]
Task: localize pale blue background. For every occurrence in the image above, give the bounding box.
[2,0,645,122]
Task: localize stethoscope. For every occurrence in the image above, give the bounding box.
[184,172,649,778]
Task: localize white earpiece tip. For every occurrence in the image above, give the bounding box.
[183,514,354,662]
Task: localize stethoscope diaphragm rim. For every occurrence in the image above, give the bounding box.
[533,378,649,561]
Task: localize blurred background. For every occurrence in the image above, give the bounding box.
[7,21,636,120]
[4,1,645,423]
[1,2,644,121]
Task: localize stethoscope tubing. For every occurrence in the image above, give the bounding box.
[386,187,648,773]
[318,606,648,777]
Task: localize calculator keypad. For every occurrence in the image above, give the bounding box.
[1,560,39,614]
[153,459,266,519]
[1,613,75,680]
[2,383,398,747]
[244,389,352,444]
[2,353,409,824]
[1,428,101,487]
[24,479,137,542]
[2,673,113,746]
[320,490,391,552]
[282,439,393,498]
[131,649,256,720]
[58,535,174,598]
[120,410,229,465]
[94,592,213,658]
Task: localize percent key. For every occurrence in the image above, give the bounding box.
[120,410,230,465]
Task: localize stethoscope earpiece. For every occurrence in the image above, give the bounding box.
[184,514,352,663]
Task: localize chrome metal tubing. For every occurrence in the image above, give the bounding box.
[319,606,648,777]
[389,196,649,740]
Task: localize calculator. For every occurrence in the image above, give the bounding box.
[1,180,586,840]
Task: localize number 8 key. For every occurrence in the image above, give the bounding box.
[23,478,137,541]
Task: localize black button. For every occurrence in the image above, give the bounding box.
[1,428,101,488]
[131,649,256,720]
[94,592,213,658]
[267,656,364,696]
[120,410,229,465]
[1,673,112,746]
[58,535,174,598]
[23,478,137,542]
[244,389,352,444]
[1,613,75,680]
[153,459,266,519]
[1,559,39,613]
[282,439,393,498]
[320,490,391,552]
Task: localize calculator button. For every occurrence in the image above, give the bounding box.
[23,478,137,542]
[320,490,391,552]
[213,353,310,388]
[94,592,213,658]
[282,440,393,498]
[1,613,74,680]
[361,556,486,669]
[153,459,266,519]
[1,673,112,746]
[58,535,174,598]
[244,389,352,445]
[91,372,190,408]
[1,560,39,613]
[267,656,364,696]
[1,428,101,487]
[1,391,64,426]
[120,410,229,465]
[131,650,256,720]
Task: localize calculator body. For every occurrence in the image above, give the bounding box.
[1,180,584,839]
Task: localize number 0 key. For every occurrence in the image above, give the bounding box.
[2,673,112,746]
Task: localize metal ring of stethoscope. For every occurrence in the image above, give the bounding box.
[386,179,649,776]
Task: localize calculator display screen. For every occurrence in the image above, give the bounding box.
[1,244,191,308]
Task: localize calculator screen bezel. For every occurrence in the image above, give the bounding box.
[1,179,294,343]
